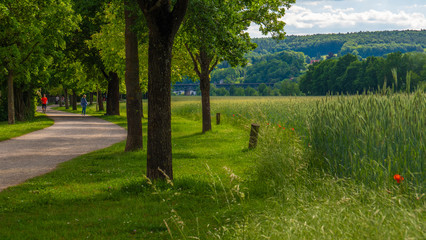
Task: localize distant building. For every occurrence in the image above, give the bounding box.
[173,90,185,95]
[184,90,197,96]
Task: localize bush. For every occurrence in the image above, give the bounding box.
[244,87,259,96]
[215,87,230,96]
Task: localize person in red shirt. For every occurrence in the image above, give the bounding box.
[41,94,48,113]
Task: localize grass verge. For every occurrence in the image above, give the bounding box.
[0,112,54,142]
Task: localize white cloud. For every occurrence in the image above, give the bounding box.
[248,0,426,37]
[283,5,426,30]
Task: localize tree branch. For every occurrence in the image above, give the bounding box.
[20,42,40,64]
[185,43,201,77]
[170,0,189,34]
[100,68,109,80]
[209,57,219,74]
[147,0,163,13]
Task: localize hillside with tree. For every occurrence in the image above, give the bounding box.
[201,30,425,96]
[252,30,425,58]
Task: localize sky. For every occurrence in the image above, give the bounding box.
[248,0,426,37]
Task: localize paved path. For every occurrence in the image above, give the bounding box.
[0,106,126,191]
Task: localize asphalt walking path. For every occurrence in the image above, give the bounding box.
[0,105,127,191]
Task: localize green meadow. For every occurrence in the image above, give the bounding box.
[0,93,424,239]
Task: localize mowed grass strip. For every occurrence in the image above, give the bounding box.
[0,113,54,142]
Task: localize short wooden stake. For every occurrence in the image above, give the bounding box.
[248,123,260,149]
[216,113,220,125]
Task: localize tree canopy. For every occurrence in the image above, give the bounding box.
[0,0,80,123]
[299,52,426,95]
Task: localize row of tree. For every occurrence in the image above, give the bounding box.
[299,52,426,95]
[0,0,81,123]
[1,0,297,180]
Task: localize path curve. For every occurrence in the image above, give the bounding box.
[0,106,126,191]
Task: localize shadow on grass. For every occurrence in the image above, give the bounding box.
[175,132,204,140]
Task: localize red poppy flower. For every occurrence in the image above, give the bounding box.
[393,174,404,183]
[291,128,295,131]
[233,114,235,117]
[267,123,269,125]
[278,124,282,128]
[283,127,285,130]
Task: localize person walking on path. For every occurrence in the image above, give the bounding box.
[41,94,48,113]
[81,94,88,116]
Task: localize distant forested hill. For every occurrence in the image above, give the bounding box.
[209,30,425,86]
[212,51,306,84]
[252,30,425,58]
[175,30,426,97]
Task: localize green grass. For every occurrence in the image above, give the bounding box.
[1,96,424,239]
[0,114,254,239]
[0,113,54,142]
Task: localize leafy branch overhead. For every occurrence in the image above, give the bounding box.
[182,0,295,71]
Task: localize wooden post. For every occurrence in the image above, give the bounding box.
[248,123,260,149]
[216,113,220,125]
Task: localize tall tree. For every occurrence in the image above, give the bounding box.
[89,1,192,151]
[105,71,120,115]
[68,0,120,115]
[124,0,143,151]
[137,0,189,180]
[182,0,295,132]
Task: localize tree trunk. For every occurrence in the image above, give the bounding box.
[124,0,143,151]
[186,47,218,133]
[64,88,69,109]
[7,69,15,124]
[98,90,104,111]
[106,71,120,115]
[145,29,174,180]
[199,48,213,133]
[14,88,33,121]
[138,0,189,180]
[14,87,24,121]
[59,90,63,107]
[200,73,211,132]
[72,89,77,110]
[96,89,99,111]
[89,92,93,105]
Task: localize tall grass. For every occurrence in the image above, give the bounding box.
[172,96,320,138]
[170,95,424,239]
[308,90,425,190]
[172,94,425,191]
